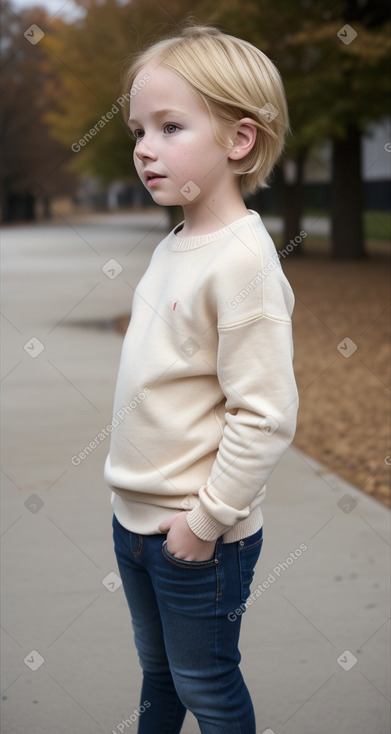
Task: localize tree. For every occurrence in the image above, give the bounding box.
[213,0,391,258]
[42,0,220,223]
[42,0,391,256]
[0,2,78,221]
[279,0,390,258]
[43,0,214,180]
[329,0,391,258]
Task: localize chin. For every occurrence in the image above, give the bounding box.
[150,192,182,207]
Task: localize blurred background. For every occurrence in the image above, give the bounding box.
[1,2,390,732]
[2,0,390,248]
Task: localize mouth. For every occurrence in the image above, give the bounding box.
[145,172,166,186]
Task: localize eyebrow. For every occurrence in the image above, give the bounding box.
[128,108,188,125]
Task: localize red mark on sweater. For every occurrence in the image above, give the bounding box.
[173,301,179,310]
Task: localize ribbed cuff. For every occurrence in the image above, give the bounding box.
[186,501,231,541]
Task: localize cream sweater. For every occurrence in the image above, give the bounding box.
[104,210,298,542]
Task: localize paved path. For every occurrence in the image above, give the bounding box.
[1,211,390,734]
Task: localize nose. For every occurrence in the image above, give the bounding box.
[134,137,157,162]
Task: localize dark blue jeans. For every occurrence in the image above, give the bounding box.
[112,513,263,734]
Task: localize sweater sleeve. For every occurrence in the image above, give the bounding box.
[186,297,299,542]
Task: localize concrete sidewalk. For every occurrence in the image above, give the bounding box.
[1,211,390,734]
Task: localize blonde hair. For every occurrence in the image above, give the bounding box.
[122,25,289,194]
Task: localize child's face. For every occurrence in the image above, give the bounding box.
[128,64,236,210]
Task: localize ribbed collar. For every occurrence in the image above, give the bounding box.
[167,210,258,251]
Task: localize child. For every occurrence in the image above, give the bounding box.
[105,24,298,734]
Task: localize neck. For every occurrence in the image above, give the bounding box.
[179,189,249,238]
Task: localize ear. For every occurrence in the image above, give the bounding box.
[228,118,257,161]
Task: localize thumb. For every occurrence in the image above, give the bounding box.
[158,512,182,534]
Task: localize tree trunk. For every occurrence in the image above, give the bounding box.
[282,148,307,255]
[278,148,307,256]
[331,127,365,259]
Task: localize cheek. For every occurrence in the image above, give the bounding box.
[174,146,201,172]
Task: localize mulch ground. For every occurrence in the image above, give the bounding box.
[115,240,390,509]
[282,243,390,508]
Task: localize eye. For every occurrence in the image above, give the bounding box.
[132,129,144,140]
[163,123,179,134]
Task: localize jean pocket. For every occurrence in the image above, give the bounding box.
[161,541,218,569]
[238,528,263,602]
